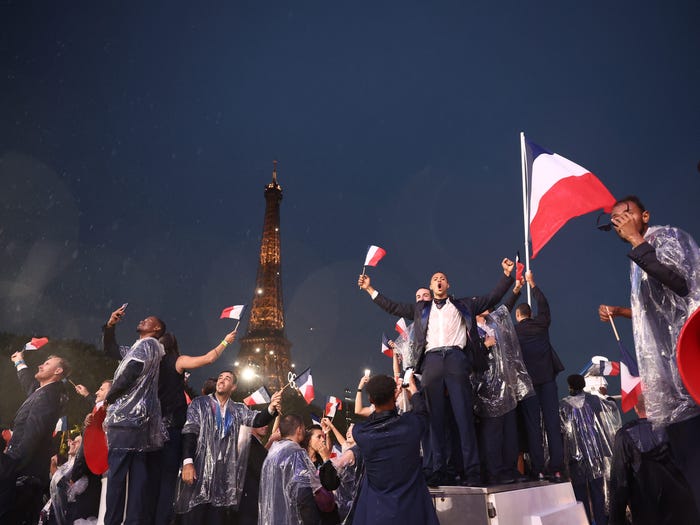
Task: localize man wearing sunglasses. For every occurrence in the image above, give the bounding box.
[598,194,700,513]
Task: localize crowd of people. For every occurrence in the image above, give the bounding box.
[0,194,699,524]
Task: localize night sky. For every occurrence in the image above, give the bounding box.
[2,2,699,404]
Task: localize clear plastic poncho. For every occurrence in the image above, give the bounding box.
[560,393,613,481]
[474,305,534,418]
[393,322,421,369]
[332,447,364,524]
[630,225,700,426]
[259,439,320,525]
[174,395,259,513]
[104,336,165,451]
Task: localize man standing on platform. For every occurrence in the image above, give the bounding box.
[358,258,515,486]
[176,370,281,524]
[506,270,565,481]
[103,314,166,525]
[599,195,700,511]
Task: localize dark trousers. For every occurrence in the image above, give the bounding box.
[667,413,700,516]
[421,347,479,479]
[478,408,519,482]
[0,472,44,525]
[519,380,563,474]
[105,448,149,525]
[150,426,183,525]
[572,476,607,525]
[181,504,238,525]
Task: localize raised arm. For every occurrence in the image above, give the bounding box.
[471,258,516,314]
[358,274,415,319]
[354,375,374,417]
[175,330,237,374]
[528,272,551,326]
[102,305,127,360]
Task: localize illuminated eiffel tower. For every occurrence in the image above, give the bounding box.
[237,162,292,392]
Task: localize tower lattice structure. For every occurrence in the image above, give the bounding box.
[237,163,292,392]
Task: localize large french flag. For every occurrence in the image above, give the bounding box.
[364,245,386,267]
[526,140,616,258]
[295,368,315,404]
[25,337,49,350]
[619,342,642,413]
[243,386,271,406]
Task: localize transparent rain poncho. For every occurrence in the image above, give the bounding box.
[174,396,260,513]
[630,225,700,426]
[259,439,321,525]
[392,321,421,369]
[332,447,364,523]
[474,305,534,418]
[560,394,613,481]
[104,336,165,451]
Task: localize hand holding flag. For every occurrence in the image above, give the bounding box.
[381,333,393,357]
[604,307,642,412]
[243,386,271,406]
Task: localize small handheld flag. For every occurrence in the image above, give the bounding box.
[220,304,246,331]
[25,337,49,351]
[381,333,393,357]
[362,245,386,276]
[605,307,642,412]
[515,252,524,282]
[243,386,271,407]
[294,368,315,404]
[395,318,408,338]
[325,395,342,418]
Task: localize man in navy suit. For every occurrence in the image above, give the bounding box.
[352,374,439,524]
[506,270,565,480]
[358,258,514,486]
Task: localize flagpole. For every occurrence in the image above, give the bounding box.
[520,131,532,306]
[233,320,240,332]
[361,265,366,277]
[605,307,621,342]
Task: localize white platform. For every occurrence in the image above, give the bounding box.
[430,481,589,525]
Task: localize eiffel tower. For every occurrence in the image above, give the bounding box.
[237,162,292,392]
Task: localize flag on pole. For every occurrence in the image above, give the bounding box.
[525,139,616,258]
[54,415,67,437]
[295,368,315,404]
[381,333,393,357]
[364,245,386,267]
[310,413,321,426]
[25,337,49,350]
[600,359,620,376]
[515,251,525,281]
[325,395,342,418]
[395,318,408,338]
[243,386,271,406]
[619,341,642,412]
[220,305,246,320]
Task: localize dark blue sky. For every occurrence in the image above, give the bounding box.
[2,1,699,402]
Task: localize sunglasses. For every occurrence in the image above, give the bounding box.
[596,203,630,232]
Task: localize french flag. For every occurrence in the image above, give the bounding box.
[53,415,67,437]
[619,342,642,413]
[295,368,315,404]
[330,444,343,459]
[515,252,525,281]
[395,318,408,338]
[310,413,321,426]
[243,386,271,406]
[220,305,246,320]
[381,333,393,357]
[25,337,49,350]
[325,395,342,418]
[600,359,620,376]
[526,139,616,258]
[364,245,386,267]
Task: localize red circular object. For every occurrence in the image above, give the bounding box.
[678,308,700,405]
[83,407,108,475]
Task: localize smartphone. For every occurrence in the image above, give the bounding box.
[120,302,129,311]
[364,369,370,377]
[402,368,414,388]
